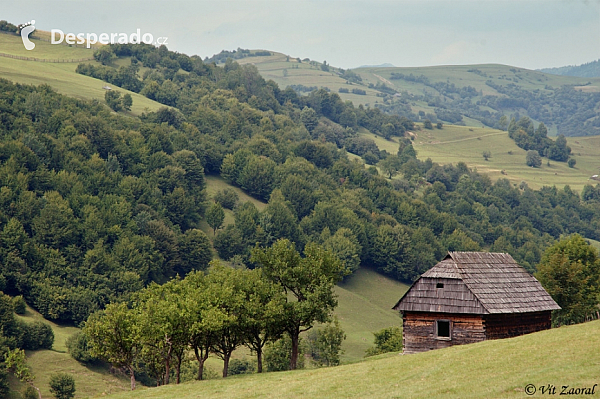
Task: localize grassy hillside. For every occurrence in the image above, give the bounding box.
[231,51,600,134]
[0,33,163,115]
[10,306,130,399]
[359,124,600,192]
[6,268,405,396]
[334,268,407,362]
[231,51,381,106]
[100,319,600,399]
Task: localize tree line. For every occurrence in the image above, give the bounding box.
[82,239,346,389]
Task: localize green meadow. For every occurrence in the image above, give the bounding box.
[358,124,600,192]
[0,33,163,115]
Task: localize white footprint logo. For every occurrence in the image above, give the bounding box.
[20,20,36,51]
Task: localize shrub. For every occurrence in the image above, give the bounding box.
[568,158,576,168]
[20,321,54,350]
[365,326,403,357]
[213,188,239,210]
[228,358,256,375]
[49,373,75,399]
[526,150,542,167]
[362,151,379,165]
[0,368,8,399]
[104,90,122,112]
[264,334,304,372]
[13,296,26,314]
[306,319,346,367]
[66,332,98,364]
[22,385,38,399]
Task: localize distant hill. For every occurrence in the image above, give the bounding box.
[356,64,600,136]
[357,63,395,68]
[538,59,600,78]
[208,47,600,136]
[228,49,600,136]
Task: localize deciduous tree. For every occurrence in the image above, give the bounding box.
[535,234,600,326]
[251,239,347,370]
[205,202,225,235]
[83,303,139,390]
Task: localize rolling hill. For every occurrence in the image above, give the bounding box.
[538,59,600,78]
[220,49,600,136]
[0,31,598,398]
[2,33,599,192]
[97,319,600,399]
[229,51,382,106]
[0,32,163,115]
[9,268,406,397]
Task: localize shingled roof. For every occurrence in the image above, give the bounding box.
[393,252,561,314]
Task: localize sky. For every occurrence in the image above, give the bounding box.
[2,0,599,70]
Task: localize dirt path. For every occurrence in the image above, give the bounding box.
[373,73,393,86]
[421,131,505,145]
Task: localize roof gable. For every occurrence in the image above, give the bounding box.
[394,252,561,314]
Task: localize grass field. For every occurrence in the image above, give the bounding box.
[10,306,130,399]
[0,34,163,115]
[234,54,600,133]
[358,125,600,192]
[232,51,381,106]
[357,64,600,97]
[101,319,600,399]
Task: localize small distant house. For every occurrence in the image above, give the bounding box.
[393,252,560,354]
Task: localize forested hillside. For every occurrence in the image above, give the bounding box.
[0,42,600,331]
[538,59,600,78]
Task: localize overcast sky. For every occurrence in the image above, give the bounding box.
[3,1,599,70]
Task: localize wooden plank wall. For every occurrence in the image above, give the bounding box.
[483,311,552,340]
[403,312,486,354]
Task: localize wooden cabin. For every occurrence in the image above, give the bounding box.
[393,252,560,354]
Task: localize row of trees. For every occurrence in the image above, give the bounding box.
[83,239,347,389]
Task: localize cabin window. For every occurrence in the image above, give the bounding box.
[436,282,444,289]
[436,320,451,339]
